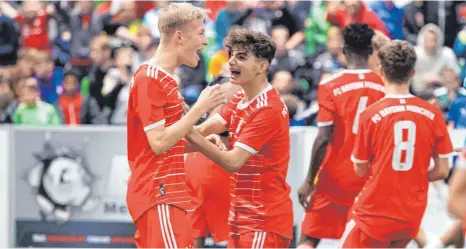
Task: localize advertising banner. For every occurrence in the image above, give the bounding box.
[13,127,135,247]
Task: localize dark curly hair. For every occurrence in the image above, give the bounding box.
[343,23,375,58]
[378,40,417,84]
[224,27,276,65]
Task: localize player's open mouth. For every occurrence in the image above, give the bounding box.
[230,68,241,77]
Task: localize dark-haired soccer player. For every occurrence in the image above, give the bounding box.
[342,40,453,248]
[187,28,293,248]
[296,23,385,248]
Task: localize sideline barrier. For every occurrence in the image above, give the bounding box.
[0,125,464,247]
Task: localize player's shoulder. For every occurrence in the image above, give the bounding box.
[134,63,176,86]
[408,96,444,119]
[319,69,378,86]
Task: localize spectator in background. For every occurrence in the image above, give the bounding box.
[412,23,458,95]
[102,46,133,125]
[282,93,306,126]
[87,34,112,110]
[13,77,61,125]
[214,1,244,48]
[453,27,466,83]
[0,12,20,66]
[66,0,102,81]
[368,30,390,75]
[0,1,55,51]
[402,0,424,45]
[0,71,14,123]
[326,0,389,37]
[304,0,331,55]
[369,0,404,40]
[272,70,294,94]
[80,34,112,125]
[435,68,466,112]
[33,51,63,104]
[59,72,82,126]
[268,25,306,80]
[446,68,466,129]
[311,26,345,86]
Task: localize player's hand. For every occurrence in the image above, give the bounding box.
[298,182,315,210]
[206,134,227,151]
[194,85,227,113]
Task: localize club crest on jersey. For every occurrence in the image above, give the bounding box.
[25,134,100,222]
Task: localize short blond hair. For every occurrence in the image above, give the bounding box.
[372,30,390,51]
[158,3,209,35]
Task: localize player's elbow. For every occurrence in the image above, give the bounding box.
[223,160,242,173]
[149,141,168,155]
[354,163,368,177]
[431,158,450,181]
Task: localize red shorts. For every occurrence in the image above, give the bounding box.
[340,220,410,248]
[300,193,349,239]
[227,231,290,248]
[185,152,230,242]
[134,204,193,248]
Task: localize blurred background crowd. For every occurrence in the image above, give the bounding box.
[1,0,466,128]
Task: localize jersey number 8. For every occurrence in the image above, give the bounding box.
[392,120,416,171]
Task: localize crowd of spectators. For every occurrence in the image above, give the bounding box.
[1,0,466,128]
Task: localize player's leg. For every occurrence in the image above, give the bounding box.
[299,193,349,248]
[228,231,290,248]
[134,205,166,248]
[202,161,230,243]
[340,220,389,248]
[425,220,464,248]
[185,152,209,247]
[388,238,411,248]
[136,204,193,248]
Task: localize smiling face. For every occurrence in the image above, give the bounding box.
[228,48,268,86]
[224,28,276,86]
[177,18,208,67]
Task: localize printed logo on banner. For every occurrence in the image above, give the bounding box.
[25,138,100,222]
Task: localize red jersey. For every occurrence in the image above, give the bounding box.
[351,95,454,241]
[59,93,83,125]
[15,12,50,50]
[215,84,293,239]
[315,69,385,206]
[126,63,192,222]
[327,3,389,37]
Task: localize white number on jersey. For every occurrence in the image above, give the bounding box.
[352,96,369,134]
[392,120,416,171]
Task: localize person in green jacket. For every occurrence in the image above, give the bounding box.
[13,78,61,125]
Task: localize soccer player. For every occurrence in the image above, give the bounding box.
[186,28,293,248]
[185,81,241,247]
[447,149,466,247]
[296,23,384,248]
[126,3,226,248]
[342,40,453,248]
[368,30,390,75]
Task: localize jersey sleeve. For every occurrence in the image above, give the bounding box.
[433,114,454,159]
[234,108,281,154]
[134,73,168,132]
[317,84,336,127]
[351,111,372,163]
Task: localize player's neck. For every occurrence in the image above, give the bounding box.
[148,46,179,74]
[242,76,269,102]
[385,82,411,96]
[346,61,369,70]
